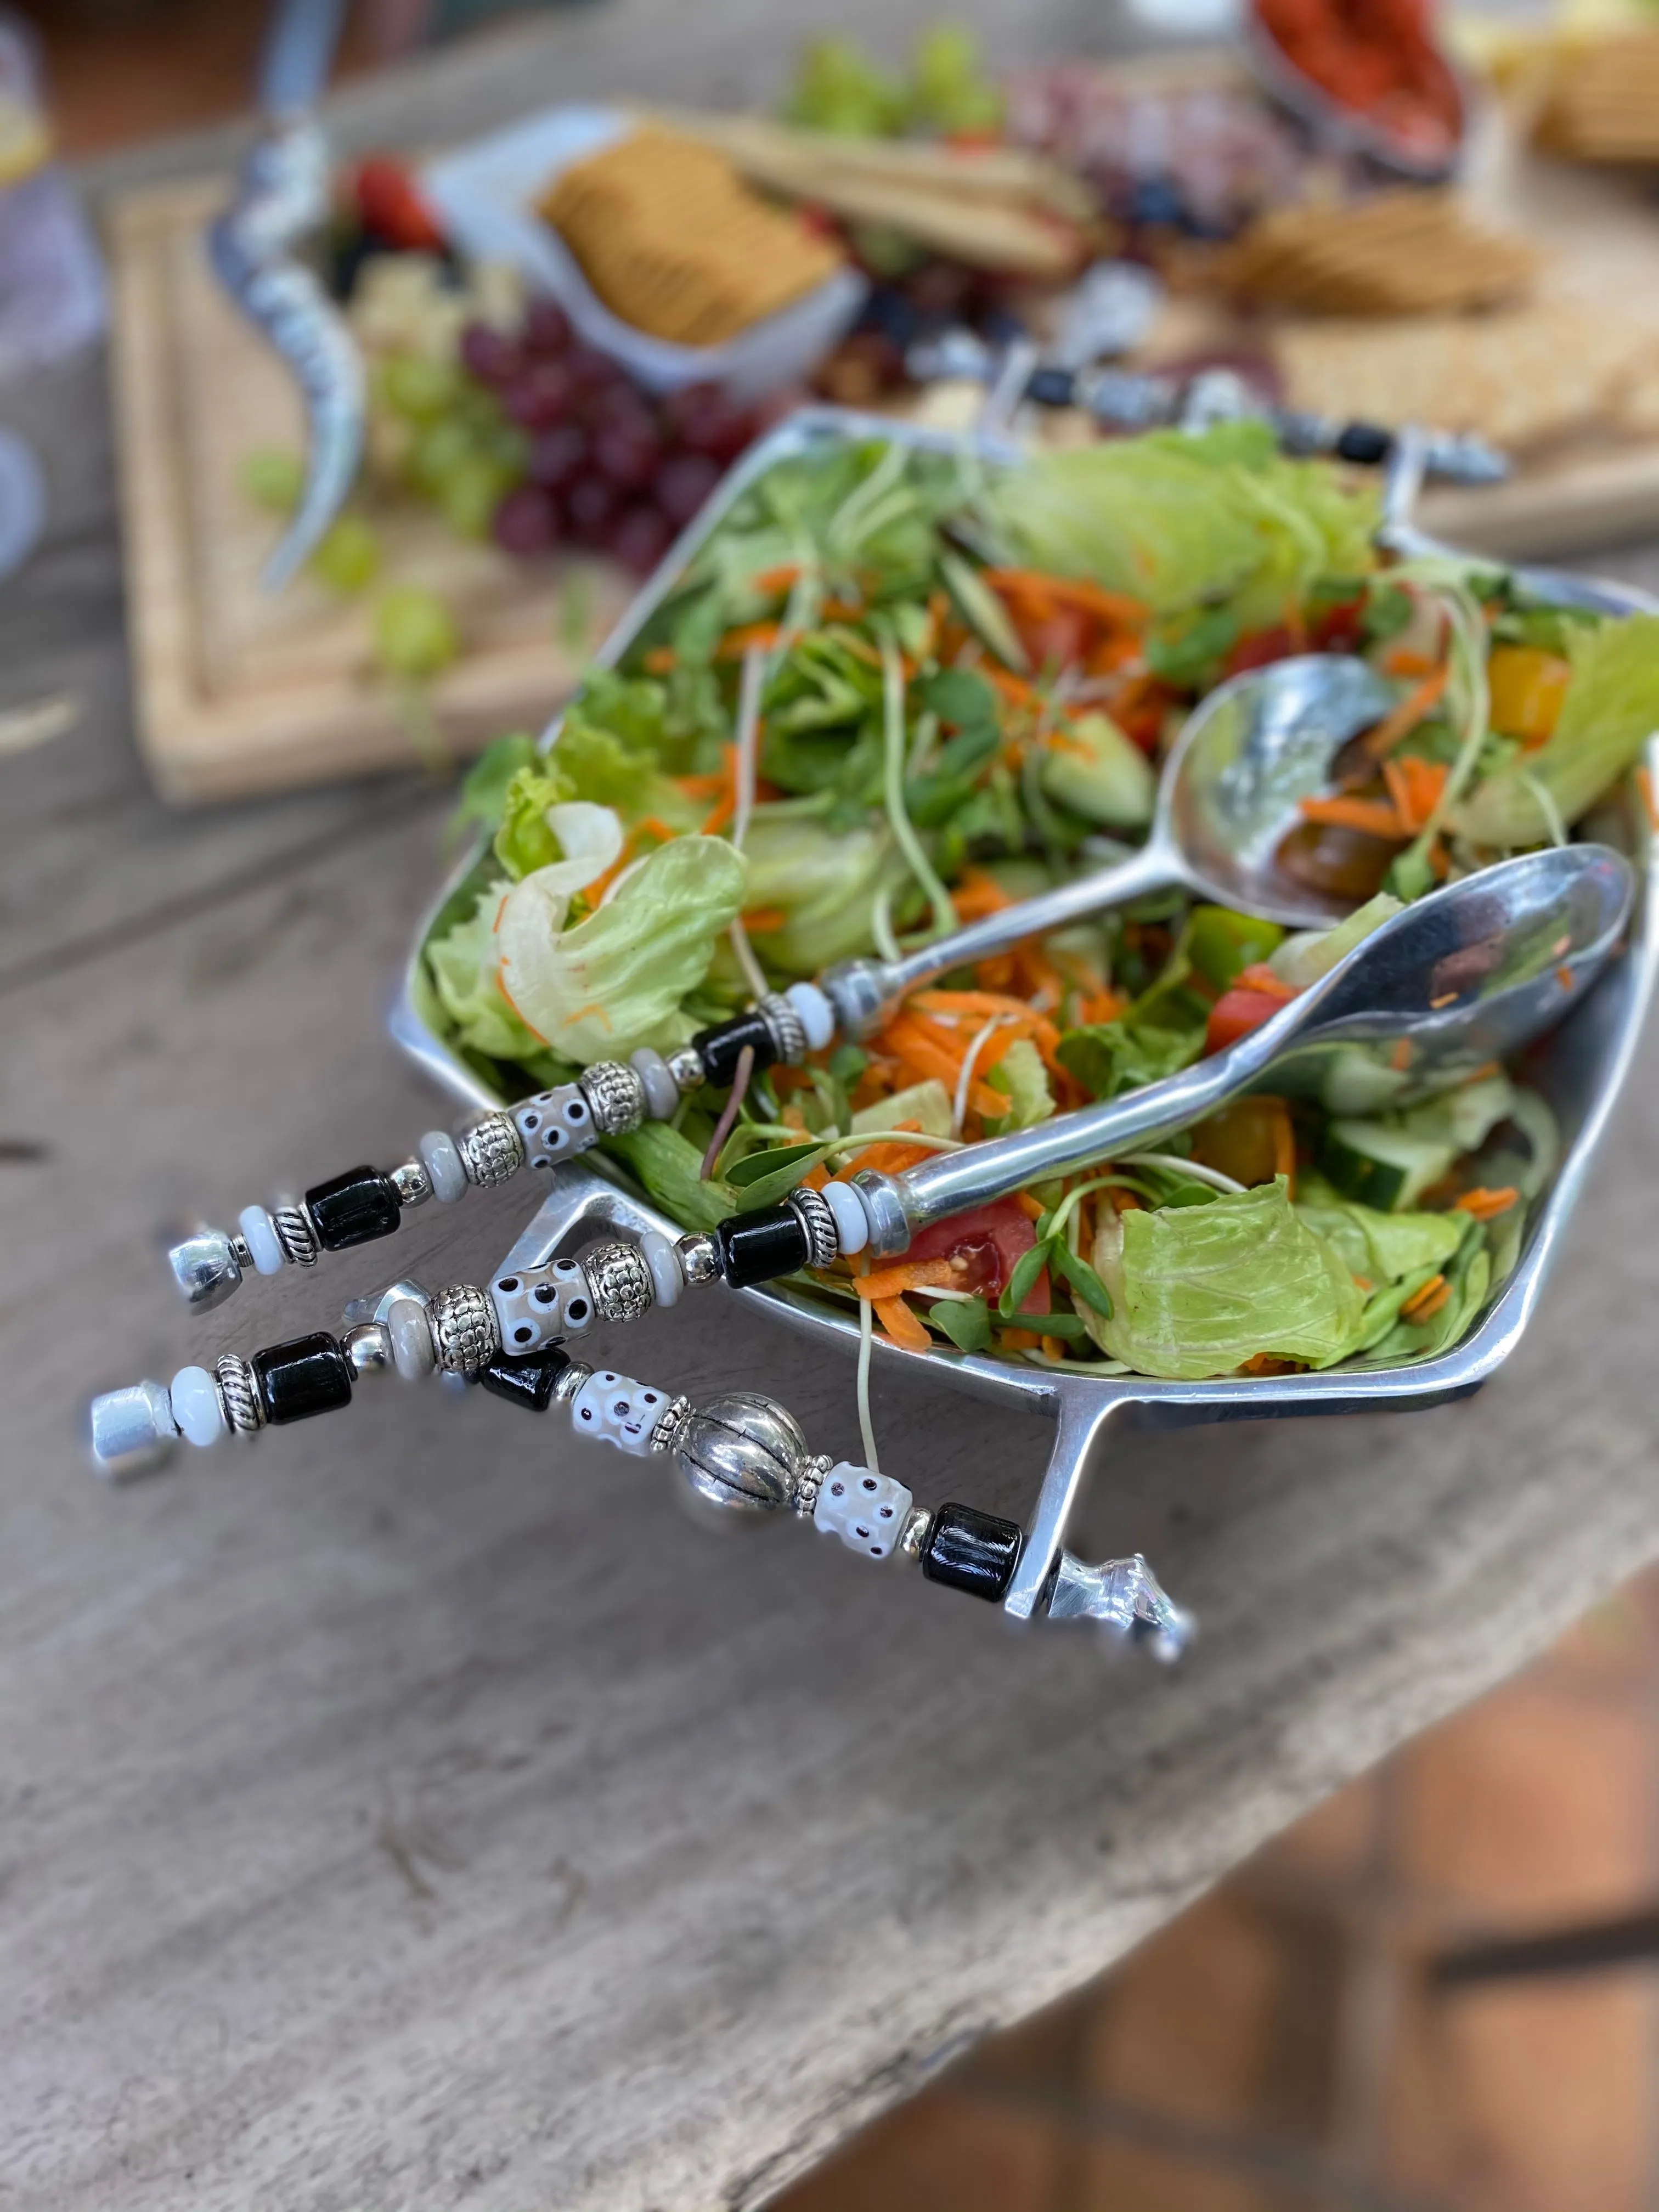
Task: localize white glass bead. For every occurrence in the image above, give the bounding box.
[814,1462,913,1560]
[629,1047,681,1122]
[419,1130,467,1204]
[785,981,836,1051]
[238,1203,285,1277]
[386,1297,436,1381]
[821,1179,868,1255]
[511,1084,596,1172]
[569,1368,673,1457]
[640,1228,682,1308]
[171,1364,228,1449]
[488,1257,594,1354]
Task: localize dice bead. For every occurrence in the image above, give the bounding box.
[488,1257,594,1354]
[813,1462,914,1560]
[304,1166,402,1252]
[570,1368,676,1456]
[252,1334,354,1425]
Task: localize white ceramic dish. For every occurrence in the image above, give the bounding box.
[421,106,868,402]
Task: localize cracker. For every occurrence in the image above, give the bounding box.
[1221,190,1539,317]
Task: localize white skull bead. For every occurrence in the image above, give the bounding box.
[488,1256,594,1356]
[570,1369,673,1457]
[813,1462,913,1560]
[512,1084,596,1171]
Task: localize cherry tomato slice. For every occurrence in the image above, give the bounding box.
[904,1198,1050,1314]
[1205,987,1289,1056]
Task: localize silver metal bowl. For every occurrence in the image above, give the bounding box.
[391,409,1659,1624]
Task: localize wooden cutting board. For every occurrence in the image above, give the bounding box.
[106,177,635,805]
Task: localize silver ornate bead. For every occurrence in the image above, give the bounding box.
[273,1202,320,1267]
[898,1505,933,1564]
[167,1226,244,1313]
[342,1321,393,1379]
[584,1242,652,1325]
[577,1060,647,1136]
[458,1112,525,1189]
[649,1395,692,1455]
[430,1282,500,1375]
[787,1187,838,1271]
[792,1452,833,1516]
[666,1045,705,1094]
[674,1389,808,1517]
[675,1231,721,1288]
[390,1159,431,1209]
[214,1352,264,1435]
[757,990,808,1067]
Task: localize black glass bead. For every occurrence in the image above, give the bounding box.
[1026,365,1076,410]
[304,1165,401,1251]
[714,1205,811,1289]
[1334,421,1392,468]
[692,1008,777,1087]
[921,1502,1023,1602]
[478,1347,569,1413]
[252,1333,354,1426]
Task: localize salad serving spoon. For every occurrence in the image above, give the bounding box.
[161,648,1398,1317]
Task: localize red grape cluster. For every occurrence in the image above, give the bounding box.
[460,302,761,573]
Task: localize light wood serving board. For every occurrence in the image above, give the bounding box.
[106,178,634,805]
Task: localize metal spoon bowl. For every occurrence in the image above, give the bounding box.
[853,844,1636,1252]
[821,650,1395,1038]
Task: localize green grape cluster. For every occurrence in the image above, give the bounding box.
[375,353,529,540]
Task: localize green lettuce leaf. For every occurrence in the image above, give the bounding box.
[604,1120,735,1231]
[740,812,904,971]
[988,422,1380,631]
[983,1037,1054,1130]
[851,1077,953,1136]
[1039,711,1156,830]
[1269,892,1403,991]
[1088,1177,1365,1379]
[493,762,571,879]
[495,834,746,1064]
[425,883,546,1064]
[1293,1178,1466,1285]
[1058,1017,1203,1102]
[1451,613,1659,845]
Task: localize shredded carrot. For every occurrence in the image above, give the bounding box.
[1235,963,1299,1003]
[747,563,801,597]
[948,868,1015,921]
[874,1297,932,1351]
[821,597,866,624]
[1555,964,1576,990]
[1401,1273,1448,1320]
[1298,794,1409,839]
[739,907,788,934]
[1389,1038,1413,1073]
[1011,1190,1046,1222]
[641,645,676,674]
[854,1259,961,1302]
[714,621,782,662]
[1000,1328,1041,1351]
[1454,1186,1519,1220]
[1638,765,1658,834]
[1361,665,1449,759]
[1041,1336,1069,1362]
[982,568,1146,629]
[983,665,1035,707]
[1383,647,1439,678]
[1271,1101,1297,1189]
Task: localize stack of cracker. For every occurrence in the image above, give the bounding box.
[1535,30,1659,164]
[1220,189,1539,316]
[539,127,845,347]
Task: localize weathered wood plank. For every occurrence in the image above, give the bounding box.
[4,737,1659,2212]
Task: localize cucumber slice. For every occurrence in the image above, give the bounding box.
[1319,1120,1459,1212]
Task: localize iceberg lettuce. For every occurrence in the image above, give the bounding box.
[496,834,746,1064]
[1087,1177,1365,1379]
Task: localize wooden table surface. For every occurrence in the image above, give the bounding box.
[6,10,1659,2208]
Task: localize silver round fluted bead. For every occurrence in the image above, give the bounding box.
[578,1060,647,1136]
[215,1352,264,1434]
[758,990,808,1067]
[787,1186,839,1271]
[273,1203,319,1267]
[458,1113,525,1188]
[431,1283,500,1375]
[675,1390,809,1516]
[584,1242,653,1325]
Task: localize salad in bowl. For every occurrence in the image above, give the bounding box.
[410,414,1659,1386]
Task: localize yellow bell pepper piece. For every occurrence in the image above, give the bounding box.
[1486,644,1572,747]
